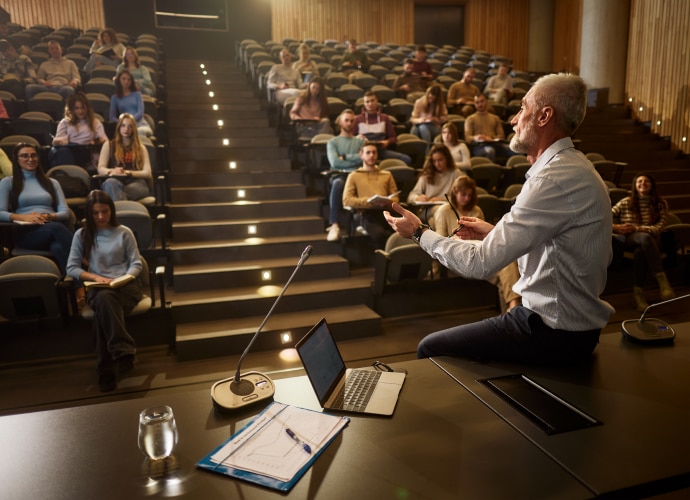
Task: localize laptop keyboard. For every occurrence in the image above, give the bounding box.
[332,370,382,412]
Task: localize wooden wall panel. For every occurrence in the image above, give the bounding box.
[464,0,530,70]
[627,0,690,154]
[552,0,581,74]
[1,0,104,31]
[270,0,414,46]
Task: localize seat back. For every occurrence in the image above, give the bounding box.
[0,255,63,324]
[476,193,506,225]
[115,200,154,251]
[373,241,433,296]
[468,164,509,195]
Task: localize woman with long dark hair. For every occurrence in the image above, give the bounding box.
[0,143,73,273]
[410,85,448,143]
[67,190,143,392]
[289,77,332,137]
[110,69,152,136]
[612,173,675,311]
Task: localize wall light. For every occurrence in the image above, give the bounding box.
[628,97,633,102]
[280,332,293,344]
[639,106,644,112]
[237,189,245,198]
[262,270,272,281]
[248,225,257,235]
[229,161,236,169]
[683,137,687,143]
[657,120,661,126]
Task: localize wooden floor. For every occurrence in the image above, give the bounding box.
[1,288,687,417]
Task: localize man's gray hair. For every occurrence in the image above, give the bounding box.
[531,73,587,135]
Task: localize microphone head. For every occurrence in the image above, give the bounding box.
[300,245,313,264]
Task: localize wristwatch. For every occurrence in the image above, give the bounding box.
[412,223,430,244]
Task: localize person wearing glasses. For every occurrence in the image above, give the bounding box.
[0,143,73,274]
[385,73,614,365]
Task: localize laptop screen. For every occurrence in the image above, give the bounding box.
[296,319,346,404]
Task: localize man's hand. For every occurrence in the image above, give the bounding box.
[384,202,422,239]
[455,216,494,240]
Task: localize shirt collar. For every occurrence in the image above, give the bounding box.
[526,136,575,179]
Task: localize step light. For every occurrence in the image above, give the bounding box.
[205,79,211,85]
[248,225,257,235]
[200,63,205,69]
[209,91,214,97]
[223,138,230,146]
[280,332,292,344]
[262,270,272,281]
[217,119,223,127]
[213,104,219,111]
[237,189,245,198]
[229,161,236,169]
[202,70,207,75]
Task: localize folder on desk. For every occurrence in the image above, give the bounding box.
[197,401,349,492]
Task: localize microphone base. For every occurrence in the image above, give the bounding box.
[211,371,275,412]
[621,318,675,344]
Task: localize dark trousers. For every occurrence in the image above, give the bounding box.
[88,279,142,373]
[417,306,601,365]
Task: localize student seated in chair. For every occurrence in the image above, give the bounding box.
[67,190,142,392]
[342,143,399,249]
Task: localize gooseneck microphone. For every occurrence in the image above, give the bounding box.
[621,293,690,344]
[211,245,313,411]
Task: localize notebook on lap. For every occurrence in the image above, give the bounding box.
[295,318,406,416]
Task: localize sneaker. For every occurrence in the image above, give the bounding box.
[326,224,340,242]
[98,371,117,392]
[355,225,368,236]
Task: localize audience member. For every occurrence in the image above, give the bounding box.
[289,77,332,138]
[384,73,614,365]
[339,39,369,82]
[484,63,514,105]
[410,85,448,144]
[0,143,73,274]
[464,94,515,162]
[355,91,411,165]
[435,175,521,311]
[325,109,365,242]
[0,39,37,98]
[97,113,152,202]
[440,122,471,171]
[293,43,319,84]
[116,46,155,97]
[83,28,126,75]
[266,48,302,105]
[67,190,142,392]
[343,143,399,249]
[50,92,108,168]
[0,149,11,178]
[410,45,435,83]
[392,58,427,102]
[25,41,80,100]
[407,144,461,227]
[612,173,675,311]
[446,68,481,117]
[110,69,153,137]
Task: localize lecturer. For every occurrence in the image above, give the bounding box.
[384,73,614,364]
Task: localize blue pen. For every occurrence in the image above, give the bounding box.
[285,427,312,454]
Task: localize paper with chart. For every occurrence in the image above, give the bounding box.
[210,402,348,482]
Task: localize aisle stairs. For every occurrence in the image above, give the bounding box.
[164,60,381,360]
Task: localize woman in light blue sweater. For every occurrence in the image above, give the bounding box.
[0,143,73,273]
[67,190,143,392]
[109,69,153,137]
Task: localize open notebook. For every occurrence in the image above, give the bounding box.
[295,318,406,416]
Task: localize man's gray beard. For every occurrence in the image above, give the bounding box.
[509,133,529,154]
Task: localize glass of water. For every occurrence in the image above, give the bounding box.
[138,405,178,460]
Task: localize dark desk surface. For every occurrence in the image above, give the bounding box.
[0,358,591,500]
[433,323,690,497]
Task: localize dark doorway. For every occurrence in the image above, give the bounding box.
[414,5,464,47]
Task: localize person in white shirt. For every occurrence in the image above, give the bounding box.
[384,73,614,365]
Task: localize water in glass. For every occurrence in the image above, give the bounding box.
[138,405,178,460]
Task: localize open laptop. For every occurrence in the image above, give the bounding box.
[295,318,406,416]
